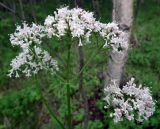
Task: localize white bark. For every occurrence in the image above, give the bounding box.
[105,0,133,87]
[112,0,133,27]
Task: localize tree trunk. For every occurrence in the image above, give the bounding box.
[92,0,100,18]
[105,0,133,87]
[75,0,84,8]
[29,0,37,22]
[10,0,17,24]
[18,0,25,20]
[141,0,144,4]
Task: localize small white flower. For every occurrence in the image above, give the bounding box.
[78,38,83,46]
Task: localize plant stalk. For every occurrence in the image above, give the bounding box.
[36,76,65,129]
[66,44,72,129]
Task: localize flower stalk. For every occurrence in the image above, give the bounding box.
[35,76,65,129]
[66,43,72,129]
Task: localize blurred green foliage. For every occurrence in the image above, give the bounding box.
[0,0,160,129]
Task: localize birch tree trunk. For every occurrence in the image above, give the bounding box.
[104,0,133,87]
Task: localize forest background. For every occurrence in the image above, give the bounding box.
[0,0,160,129]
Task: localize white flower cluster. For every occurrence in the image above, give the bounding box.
[104,78,155,123]
[99,22,128,52]
[8,23,58,77]
[10,22,45,48]
[8,6,128,77]
[44,6,128,50]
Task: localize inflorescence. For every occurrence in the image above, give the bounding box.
[8,23,58,77]
[44,6,128,50]
[8,6,128,77]
[8,6,155,124]
[104,78,155,123]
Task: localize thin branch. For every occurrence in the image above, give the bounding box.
[77,44,104,78]
[46,40,67,67]
[0,2,15,13]
[0,2,21,18]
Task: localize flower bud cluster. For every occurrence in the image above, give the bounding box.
[104,78,155,123]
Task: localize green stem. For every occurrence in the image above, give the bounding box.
[77,44,104,78]
[66,82,71,129]
[66,43,72,129]
[35,77,66,129]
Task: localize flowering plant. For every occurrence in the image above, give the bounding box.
[104,78,155,123]
[8,6,128,78]
[7,5,155,129]
[8,23,58,77]
[44,6,128,50]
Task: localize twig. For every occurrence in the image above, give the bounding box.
[0,2,21,18]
